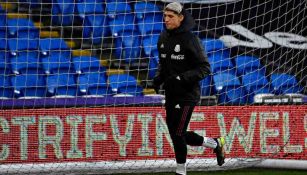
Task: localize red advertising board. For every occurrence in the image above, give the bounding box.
[0,105,306,164]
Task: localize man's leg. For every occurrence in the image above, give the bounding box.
[166,103,196,175]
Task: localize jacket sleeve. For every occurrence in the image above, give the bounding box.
[152,34,165,86]
[180,35,211,83]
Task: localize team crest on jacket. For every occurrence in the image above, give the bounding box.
[174,44,180,52]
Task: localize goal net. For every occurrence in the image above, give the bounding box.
[0,0,306,174]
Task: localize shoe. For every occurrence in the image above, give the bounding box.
[214,137,225,166]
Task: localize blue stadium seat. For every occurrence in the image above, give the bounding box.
[0,30,8,74]
[270,73,303,94]
[108,13,136,37]
[41,54,72,74]
[46,73,78,97]
[39,38,71,57]
[201,38,230,58]
[148,56,159,79]
[52,0,76,26]
[134,1,160,19]
[106,1,132,19]
[136,13,163,36]
[234,55,265,76]
[0,28,6,43]
[242,71,271,103]
[76,1,110,44]
[115,31,141,63]
[39,38,71,74]
[0,6,6,28]
[200,75,213,96]
[213,73,247,104]
[108,74,143,96]
[7,18,39,38]
[106,2,136,36]
[143,34,159,57]
[208,52,235,74]
[0,55,10,74]
[8,38,39,56]
[11,74,47,98]
[0,75,14,99]
[8,38,41,74]
[72,56,106,74]
[78,72,112,96]
[134,2,163,36]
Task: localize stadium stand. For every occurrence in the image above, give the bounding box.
[0,74,13,99]
[77,71,111,97]
[213,72,247,104]
[11,74,47,98]
[46,73,78,97]
[0,0,304,106]
[76,0,110,44]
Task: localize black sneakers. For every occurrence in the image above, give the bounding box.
[214,137,225,166]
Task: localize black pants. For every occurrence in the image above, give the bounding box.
[165,102,204,164]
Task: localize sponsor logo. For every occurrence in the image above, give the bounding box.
[174,44,181,52]
[161,54,166,58]
[160,43,164,49]
[220,24,307,49]
[171,54,185,60]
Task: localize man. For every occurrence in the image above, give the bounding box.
[153,2,225,175]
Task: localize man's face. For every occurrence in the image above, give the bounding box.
[163,10,184,30]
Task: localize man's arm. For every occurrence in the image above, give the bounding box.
[180,35,211,83]
[152,35,165,92]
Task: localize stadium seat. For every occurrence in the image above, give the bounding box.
[108,74,143,96]
[39,38,72,74]
[0,6,6,28]
[39,38,71,57]
[242,71,272,103]
[270,73,303,94]
[134,2,163,36]
[234,55,266,76]
[8,38,39,56]
[72,56,106,74]
[213,73,247,104]
[0,75,14,99]
[107,13,136,37]
[136,13,163,36]
[134,1,160,19]
[0,30,8,74]
[115,31,141,63]
[148,56,159,79]
[208,52,235,74]
[106,1,136,36]
[0,54,10,74]
[76,1,110,44]
[51,0,76,26]
[8,38,41,74]
[77,72,112,97]
[201,38,230,58]
[200,75,213,96]
[11,74,47,98]
[41,54,73,74]
[46,73,78,97]
[142,34,159,57]
[7,18,39,38]
[106,1,132,19]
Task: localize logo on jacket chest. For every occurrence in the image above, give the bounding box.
[171,54,185,60]
[174,44,180,52]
